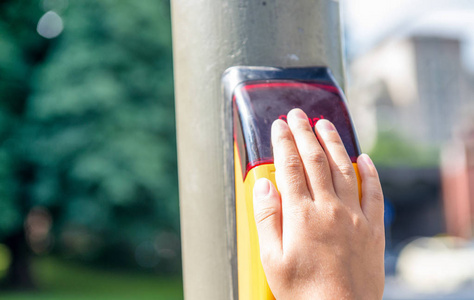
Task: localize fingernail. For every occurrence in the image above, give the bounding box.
[254,178,271,198]
[290,108,307,120]
[316,119,335,132]
[360,153,374,167]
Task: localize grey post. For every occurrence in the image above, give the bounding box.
[171,1,345,299]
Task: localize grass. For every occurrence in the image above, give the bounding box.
[0,257,184,300]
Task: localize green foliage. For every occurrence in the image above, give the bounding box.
[0,0,180,273]
[369,130,439,167]
[0,151,21,239]
[26,0,179,267]
[0,0,49,239]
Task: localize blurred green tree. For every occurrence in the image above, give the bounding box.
[26,0,179,268]
[0,0,179,288]
[0,0,50,288]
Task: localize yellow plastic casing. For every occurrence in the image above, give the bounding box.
[235,144,275,300]
[235,144,362,300]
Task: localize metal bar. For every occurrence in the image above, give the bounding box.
[171,1,345,299]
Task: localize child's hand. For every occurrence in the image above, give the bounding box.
[253,108,385,300]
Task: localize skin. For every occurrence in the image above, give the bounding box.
[253,108,385,300]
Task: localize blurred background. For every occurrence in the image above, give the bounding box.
[344,0,474,299]
[0,0,474,299]
[0,0,182,299]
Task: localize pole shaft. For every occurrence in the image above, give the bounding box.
[171,1,345,299]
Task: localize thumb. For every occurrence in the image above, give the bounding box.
[253,178,283,260]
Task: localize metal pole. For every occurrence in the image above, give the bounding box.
[171,1,345,299]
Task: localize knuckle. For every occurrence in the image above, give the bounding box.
[254,205,279,226]
[338,164,356,178]
[352,214,363,230]
[283,153,303,171]
[325,130,342,144]
[324,202,344,223]
[304,149,327,166]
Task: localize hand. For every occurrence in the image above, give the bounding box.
[253,108,385,300]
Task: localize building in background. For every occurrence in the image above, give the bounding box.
[347,9,474,244]
[344,2,474,296]
[348,11,474,152]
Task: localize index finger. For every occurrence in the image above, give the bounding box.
[272,119,312,204]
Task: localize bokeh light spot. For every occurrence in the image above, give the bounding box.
[37,11,64,39]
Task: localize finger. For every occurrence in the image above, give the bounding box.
[272,119,312,204]
[286,109,334,200]
[253,178,283,259]
[315,119,359,207]
[357,154,384,224]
